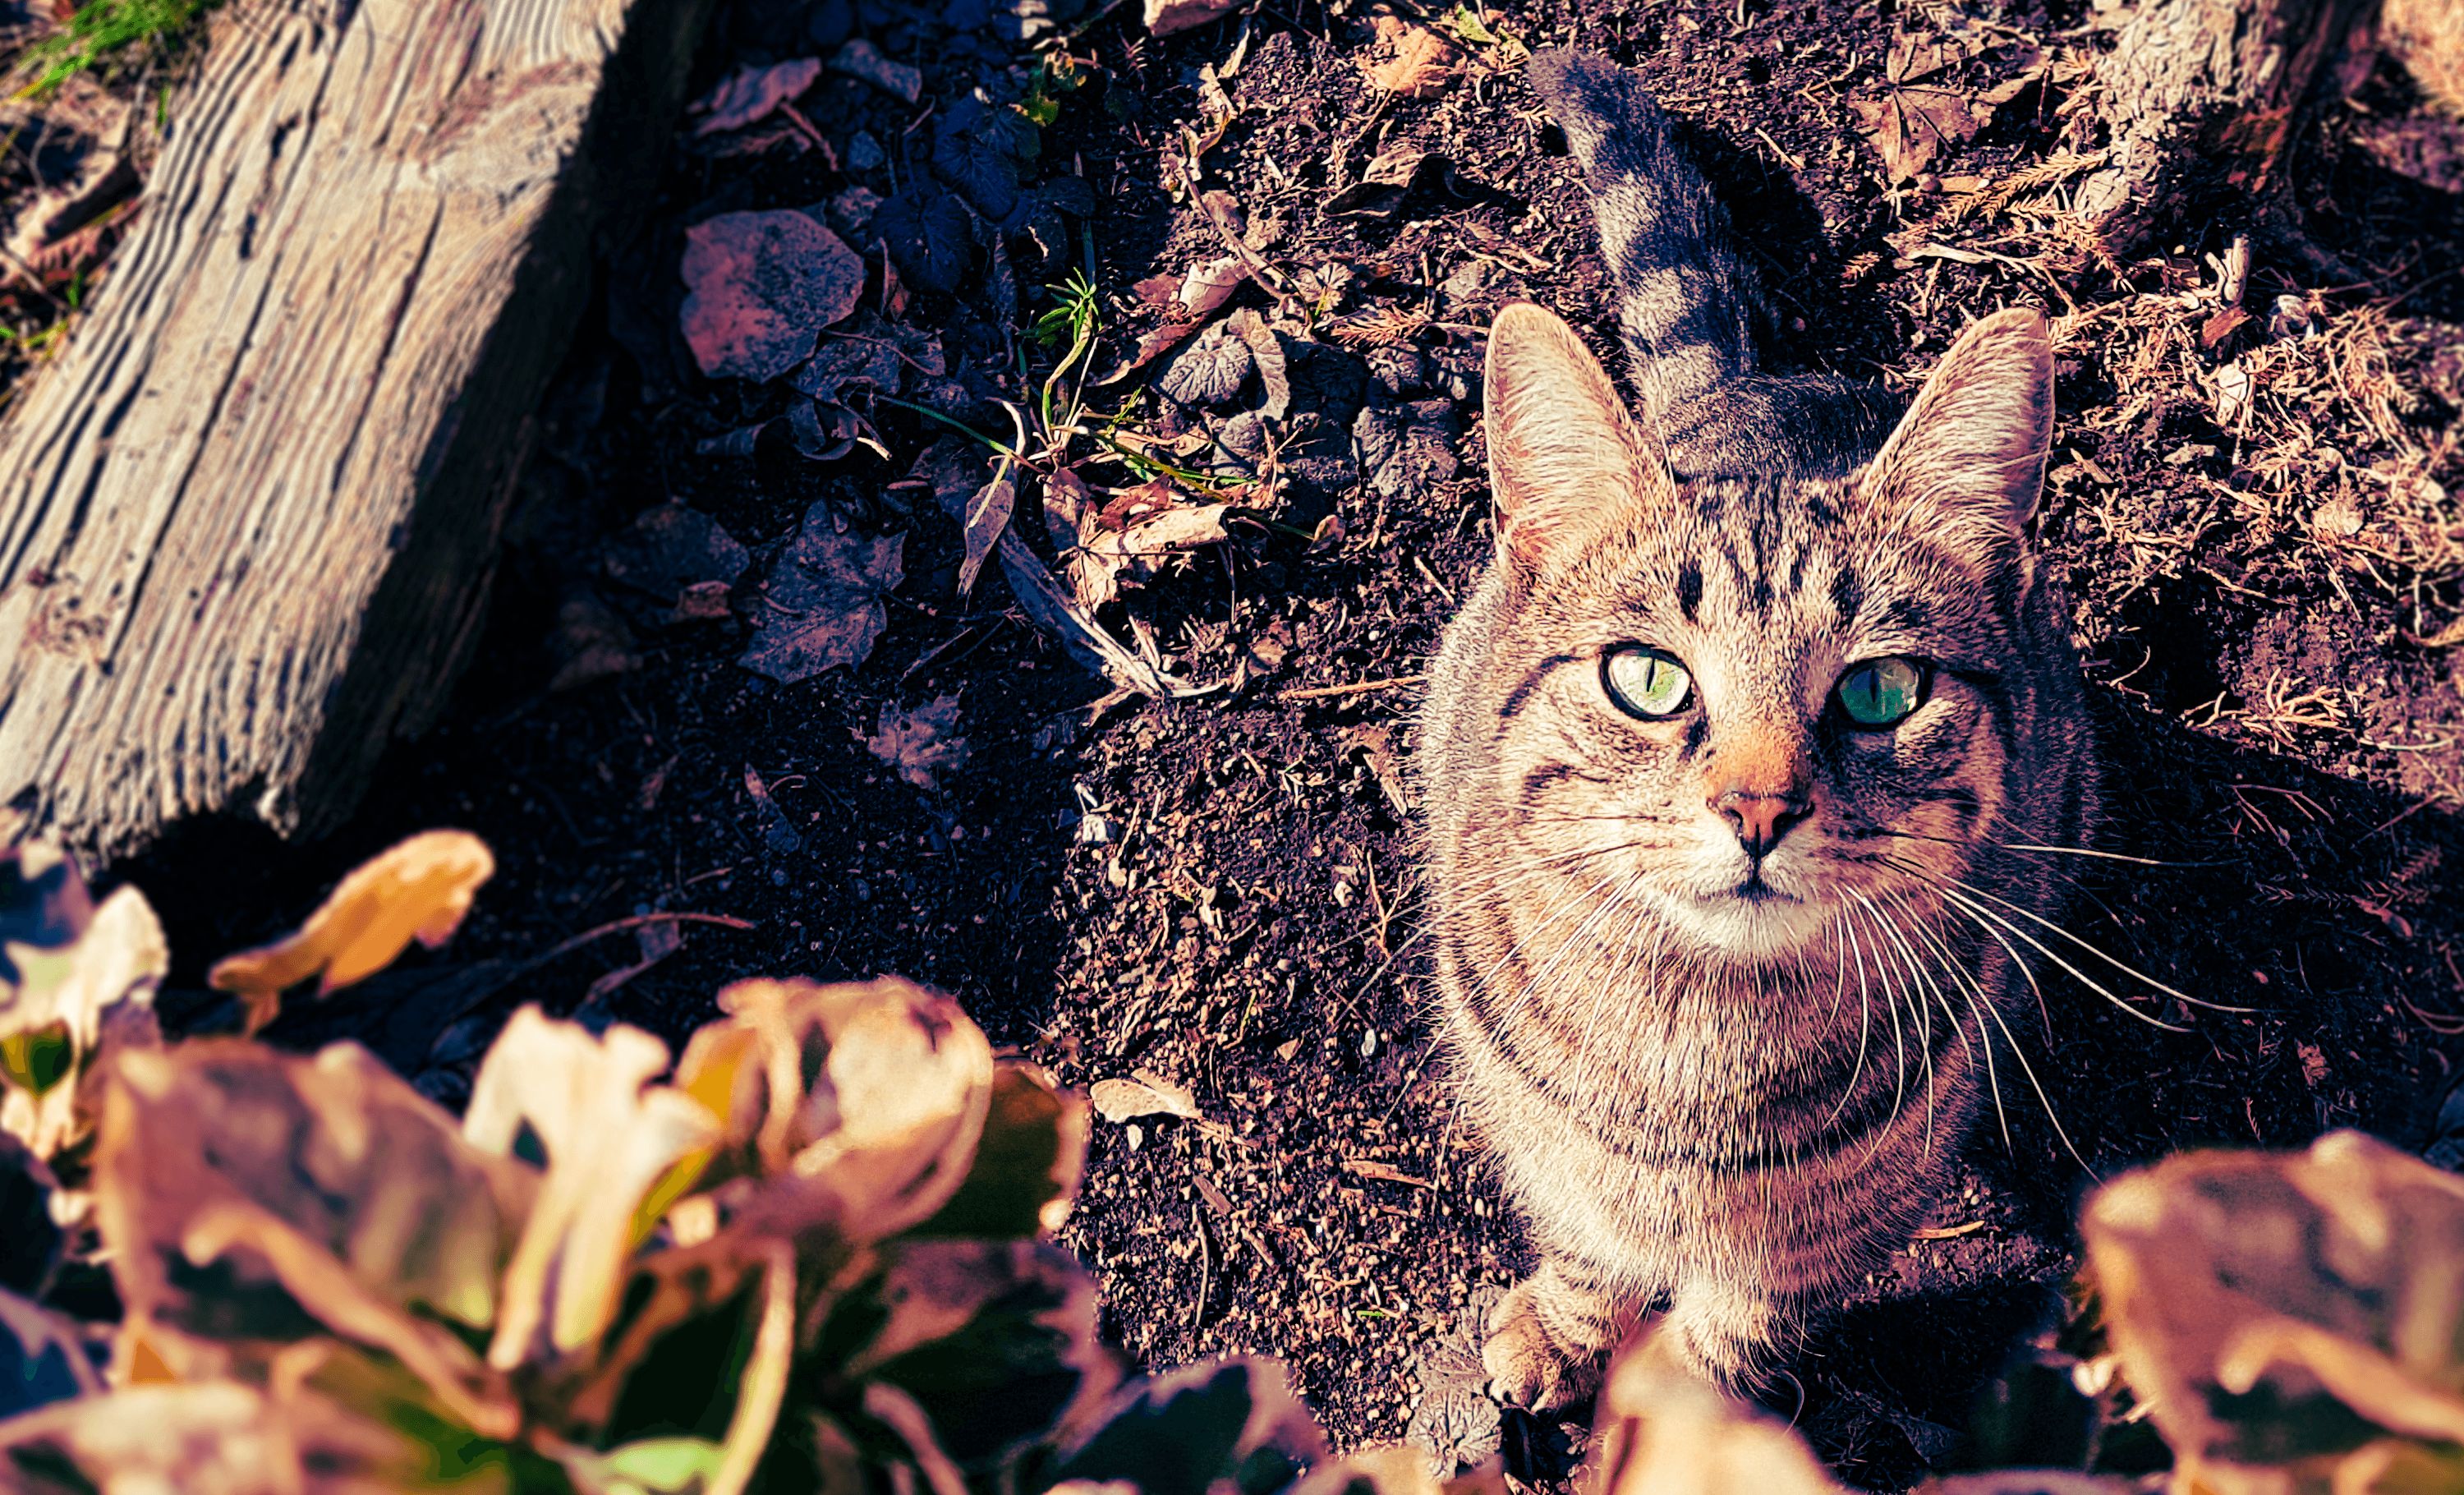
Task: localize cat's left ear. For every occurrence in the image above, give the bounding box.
[1859,307,2053,551]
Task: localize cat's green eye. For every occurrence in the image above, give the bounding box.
[1836,656,1928,729]
[1602,646,1694,720]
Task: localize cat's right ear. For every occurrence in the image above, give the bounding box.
[1483,303,1673,573]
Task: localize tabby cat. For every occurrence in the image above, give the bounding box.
[1416,48,2097,1405]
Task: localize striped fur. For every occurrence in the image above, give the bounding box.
[1415,52,2096,1405]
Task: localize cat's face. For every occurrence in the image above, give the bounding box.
[1464,304,2059,966]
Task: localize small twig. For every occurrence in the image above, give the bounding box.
[529,911,757,969]
[1279,673,1426,701]
[1162,151,1296,315]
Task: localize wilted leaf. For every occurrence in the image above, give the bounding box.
[1227,308,1289,420]
[680,210,866,383]
[0,1378,464,1495]
[1363,16,1460,98]
[92,1041,536,1433]
[1143,0,1239,37]
[2083,1130,2464,1495]
[0,1286,103,1417]
[1102,255,1247,384]
[1588,1330,1846,1495]
[463,1008,721,1369]
[551,589,643,692]
[864,696,971,793]
[825,1239,1118,1468]
[1326,145,1438,220]
[1057,1357,1328,1495]
[602,504,750,612]
[1,844,164,1160]
[691,58,823,136]
[913,1063,1088,1240]
[1850,27,2044,182]
[878,189,977,297]
[831,39,924,104]
[739,502,905,684]
[208,830,492,1037]
[1157,321,1253,407]
[795,316,910,402]
[713,978,996,1235]
[1060,481,1232,611]
[788,399,867,462]
[957,460,1018,598]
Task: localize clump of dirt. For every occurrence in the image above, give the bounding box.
[103,0,2463,1488]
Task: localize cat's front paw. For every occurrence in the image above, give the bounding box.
[1482,1275,1611,1411]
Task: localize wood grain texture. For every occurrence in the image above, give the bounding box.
[0,0,713,856]
[2078,0,2379,251]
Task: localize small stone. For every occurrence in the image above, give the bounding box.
[830,39,922,104]
[825,186,882,241]
[846,129,885,172]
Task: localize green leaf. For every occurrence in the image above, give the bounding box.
[1055,1359,1326,1495]
[829,1241,1115,1468]
[578,1438,727,1495]
[909,1065,1087,1240]
[0,1024,71,1096]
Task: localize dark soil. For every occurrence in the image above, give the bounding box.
[96,0,2464,1487]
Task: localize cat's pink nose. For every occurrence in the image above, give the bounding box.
[1714,789,1812,860]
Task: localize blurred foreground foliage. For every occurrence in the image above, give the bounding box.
[3,833,2461,1495]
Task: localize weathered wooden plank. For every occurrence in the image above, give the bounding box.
[0,0,713,855]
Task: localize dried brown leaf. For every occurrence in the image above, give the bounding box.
[1363,15,1461,99]
[1087,1071,1201,1124]
[864,695,970,792]
[739,502,905,683]
[207,830,494,1035]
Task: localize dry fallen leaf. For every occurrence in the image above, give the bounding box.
[1340,1157,1432,1189]
[2082,1130,2464,1495]
[1850,26,2043,182]
[678,209,866,383]
[690,58,823,136]
[1363,15,1462,98]
[1101,255,1246,384]
[1910,1221,1984,1241]
[1050,478,1232,611]
[207,830,494,1035]
[1087,1071,1202,1124]
[863,696,969,792]
[738,501,905,684]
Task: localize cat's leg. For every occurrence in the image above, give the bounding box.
[1656,1276,1791,1392]
[1482,1258,1641,1410]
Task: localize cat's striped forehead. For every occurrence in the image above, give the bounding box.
[1550,475,2007,666]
